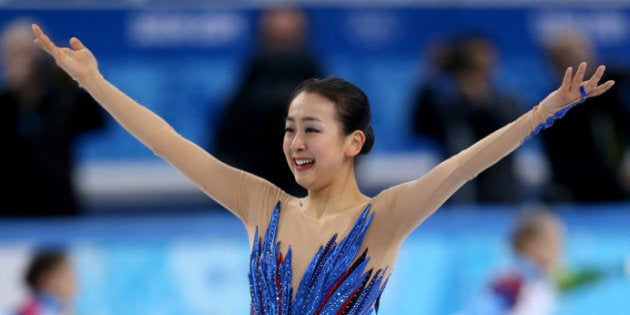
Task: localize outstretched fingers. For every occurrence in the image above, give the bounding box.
[560,62,615,100]
[32,23,97,83]
[32,23,58,55]
[583,65,615,97]
[587,78,615,97]
[589,65,606,85]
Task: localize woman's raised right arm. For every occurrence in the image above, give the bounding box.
[33,24,179,152]
[31,24,279,221]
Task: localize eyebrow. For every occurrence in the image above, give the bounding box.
[285,116,323,123]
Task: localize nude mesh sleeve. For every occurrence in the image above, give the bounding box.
[378,104,553,239]
[79,73,283,223]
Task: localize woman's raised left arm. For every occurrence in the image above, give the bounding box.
[382,62,614,237]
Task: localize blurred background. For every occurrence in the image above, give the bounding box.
[0,0,629,314]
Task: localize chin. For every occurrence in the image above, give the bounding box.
[294,178,309,189]
[294,176,313,190]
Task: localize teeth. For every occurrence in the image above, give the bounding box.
[295,159,314,166]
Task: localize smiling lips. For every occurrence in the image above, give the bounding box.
[293,158,314,171]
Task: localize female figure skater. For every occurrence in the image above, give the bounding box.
[32,24,614,314]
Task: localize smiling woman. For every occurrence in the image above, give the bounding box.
[31,21,615,314]
[283,80,371,197]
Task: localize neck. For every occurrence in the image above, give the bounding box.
[302,166,368,219]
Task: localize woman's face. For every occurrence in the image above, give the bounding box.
[283,92,352,190]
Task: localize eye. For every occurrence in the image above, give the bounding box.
[284,127,295,133]
[305,127,319,133]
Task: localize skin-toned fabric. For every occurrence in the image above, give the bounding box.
[31,23,615,312]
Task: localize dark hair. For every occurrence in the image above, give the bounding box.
[289,77,375,156]
[24,248,67,292]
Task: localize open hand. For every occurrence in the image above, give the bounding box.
[541,62,615,113]
[32,23,99,83]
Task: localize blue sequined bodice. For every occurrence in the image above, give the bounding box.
[249,202,388,315]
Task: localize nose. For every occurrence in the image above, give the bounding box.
[289,131,306,152]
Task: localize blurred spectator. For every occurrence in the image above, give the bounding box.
[211,5,324,196]
[0,19,106,216]
[457,206,626,315]
[456,208,564,315]
[538,31,630,203]
[411,33,523,203]
[14,247,77,315]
